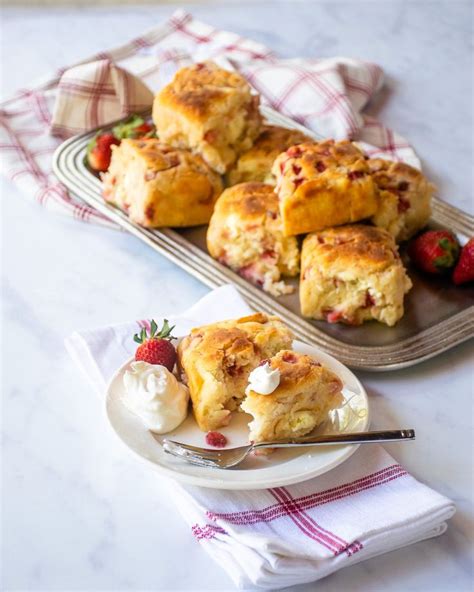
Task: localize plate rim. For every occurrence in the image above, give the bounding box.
[104,340,370,490]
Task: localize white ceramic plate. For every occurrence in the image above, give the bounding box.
[105,339,369,489]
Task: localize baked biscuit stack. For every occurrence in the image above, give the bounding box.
[101,61,435,326]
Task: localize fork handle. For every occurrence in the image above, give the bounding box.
[253,429,415,449]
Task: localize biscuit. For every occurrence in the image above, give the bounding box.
[177,313,293,431]
[272,140,378,236]
[152,62,262,174]
[227,125,311,186]
[368,158,434,242]
[300,225,412,326]
[102,138,223,227]
[207,183,300,296]
[241,350,344,443]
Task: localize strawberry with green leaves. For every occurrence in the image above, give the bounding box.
[133,319,177,372]
[453,238,474,285]
[87,115,156,172]
[408,230,460,274]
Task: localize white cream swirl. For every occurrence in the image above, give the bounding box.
[245,362,281,395]
[122,361,189,433]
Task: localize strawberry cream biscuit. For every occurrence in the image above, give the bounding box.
[152,62,262,174]
[206,183,300,296]
[300,225,412,326]
[272,140,379,236]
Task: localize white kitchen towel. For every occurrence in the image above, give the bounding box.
[65,285,455,590]
[1,9,419,229]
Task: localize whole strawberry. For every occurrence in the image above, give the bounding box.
[87,132,120,172]
[453,238,474,285]
[408,230,460,274]
[133,319,177,371]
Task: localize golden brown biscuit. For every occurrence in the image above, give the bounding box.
[368,158,434,242]
[272,140,379,236]
[241,350,344,443]
[152,62,262,174]
[177,313,293,432]
[300,225,412,326]
[102,138,222,228]
[207,183,300,296]
[227,125,312,186]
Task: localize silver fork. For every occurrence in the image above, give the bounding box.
[155,429,415,469]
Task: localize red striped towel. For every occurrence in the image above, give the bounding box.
[65,285,455,590]
[0,9,419,229]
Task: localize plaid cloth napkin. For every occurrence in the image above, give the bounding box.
[0,9,419,229]
[65,285,455,590]
[50,59,154,138]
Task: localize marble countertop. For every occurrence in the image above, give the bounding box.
[2,3,473,591]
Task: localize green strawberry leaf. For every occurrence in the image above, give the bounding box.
[86,131,101,157]
[150,319,158,338]
[158,319,176,340]
[113,115,145,140]
[434,255,451,268]
[438,238,452,250]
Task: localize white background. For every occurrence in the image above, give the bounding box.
[1,2,473,591]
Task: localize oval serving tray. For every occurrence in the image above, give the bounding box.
[52,106,474,371]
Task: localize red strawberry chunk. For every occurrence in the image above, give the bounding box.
[287,146,302,158]
[239,263,264,287]
[206,432,227,448]
[347,170,365,181]
[262,249,277,261]
[364,291,376,307]
[292,164,302,175]
[398,196,410,213]
[326,310,344,323]
[204,129,218,143]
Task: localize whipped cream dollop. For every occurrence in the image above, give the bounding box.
[122,361,189,433]
[245,362,281,395]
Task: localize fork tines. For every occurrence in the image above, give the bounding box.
[163,439,221,467]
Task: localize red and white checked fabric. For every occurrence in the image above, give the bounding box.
[0,9,420,230]
[51,60,154,138]
[65,285,454,591]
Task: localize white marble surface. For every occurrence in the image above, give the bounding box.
[1,2,473,591]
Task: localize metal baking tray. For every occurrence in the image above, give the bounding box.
[53,106,474,371]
